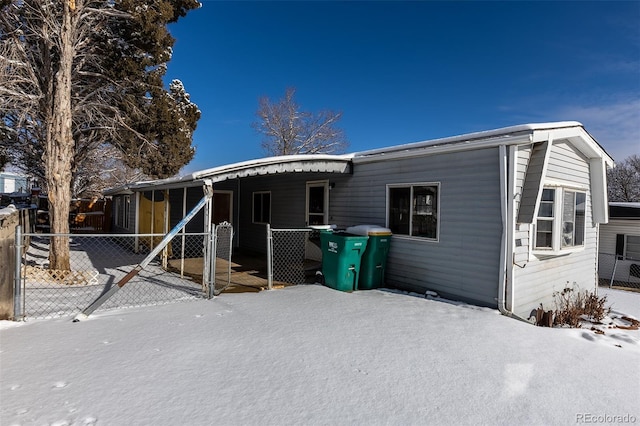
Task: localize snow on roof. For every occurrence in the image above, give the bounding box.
[353,121,580,158]
[104,121,613,194]
[104,154,353,194]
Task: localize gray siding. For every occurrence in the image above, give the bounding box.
[332,147,503,307]
[599,220,640,255]
[237,173,337,253]
[598,220,640,284]
[512,140,598,318]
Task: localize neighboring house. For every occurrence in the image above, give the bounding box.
[0,172,29,194]
[105,121,613,319]
[598,202,640,287]
[0,172,33,208]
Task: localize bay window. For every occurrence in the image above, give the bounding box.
[534,187,586,252]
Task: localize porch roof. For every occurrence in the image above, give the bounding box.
[104,154,353,194]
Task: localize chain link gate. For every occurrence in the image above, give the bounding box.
[209,222,234,296]
[267,225,319,289]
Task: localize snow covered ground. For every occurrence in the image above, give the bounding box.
[1,285,638,426]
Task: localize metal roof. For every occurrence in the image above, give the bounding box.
[104,154,353,194]
[104,122,614,195]
[351,121,613,165]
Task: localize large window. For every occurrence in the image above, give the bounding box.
[388,184,439,240]
[535,187,586,251]
[252,191,271,224]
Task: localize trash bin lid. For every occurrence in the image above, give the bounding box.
[308,224,336,230]
[345,225,392,236]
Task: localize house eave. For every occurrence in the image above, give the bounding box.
[103,154,353,194]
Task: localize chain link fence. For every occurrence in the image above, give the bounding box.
[211,222,234,296]
[267,226,322,289]
[16,226,232,320]
[598,252,640,289]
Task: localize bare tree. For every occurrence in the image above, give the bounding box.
[0,0,199,270]
[72,145,148,199]
[252,87,348,156]
[608,154,640,202]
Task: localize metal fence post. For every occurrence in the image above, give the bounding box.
[266,224,273,290]
[610,255,619,288]
[13,225,23,321]
[208,225,216,299]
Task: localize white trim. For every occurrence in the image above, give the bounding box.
[306,180,329,226]
[354,122,584,159]
[541,180,589,191]
[354,135,533,164]
[251,191,271,225]
[506,145,517,312]
[532,186,587,255]
[530,139,553,222]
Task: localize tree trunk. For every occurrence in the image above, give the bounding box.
[46,4,76,271]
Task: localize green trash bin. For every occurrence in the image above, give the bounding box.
[319,230,369,292]
[346,225,392,290]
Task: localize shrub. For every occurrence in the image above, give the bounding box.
[552,284,610,328]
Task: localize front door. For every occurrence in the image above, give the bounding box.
[212,191,233,225]
[306,181,329,226]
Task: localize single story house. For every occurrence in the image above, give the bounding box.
[598,202,640,286]
[105,121,613,320]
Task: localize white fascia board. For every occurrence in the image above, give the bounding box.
[352,133,533,164]
[590,157,609,224]
[534,126,614,167]
[352,122,581,161]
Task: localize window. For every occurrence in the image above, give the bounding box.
[114,195,130,229]
[388,184,439,240]
[252,192,271,224]
[625,236,640,260]
[617,235,640,261]
[534,187,586,251]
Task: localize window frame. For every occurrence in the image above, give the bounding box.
[386,182,440,242]
[623,235,640,261]
[533,186,587,254]
[252,191,271,225]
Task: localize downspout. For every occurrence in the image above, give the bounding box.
[498,145,530,322]
[498,145,509,315]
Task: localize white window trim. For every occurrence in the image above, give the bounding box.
[306,180,329,226]
[532,186,587,256]
[386,182,440,242]
[252,191,271,225]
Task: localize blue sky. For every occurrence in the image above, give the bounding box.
[165,1,639,173]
